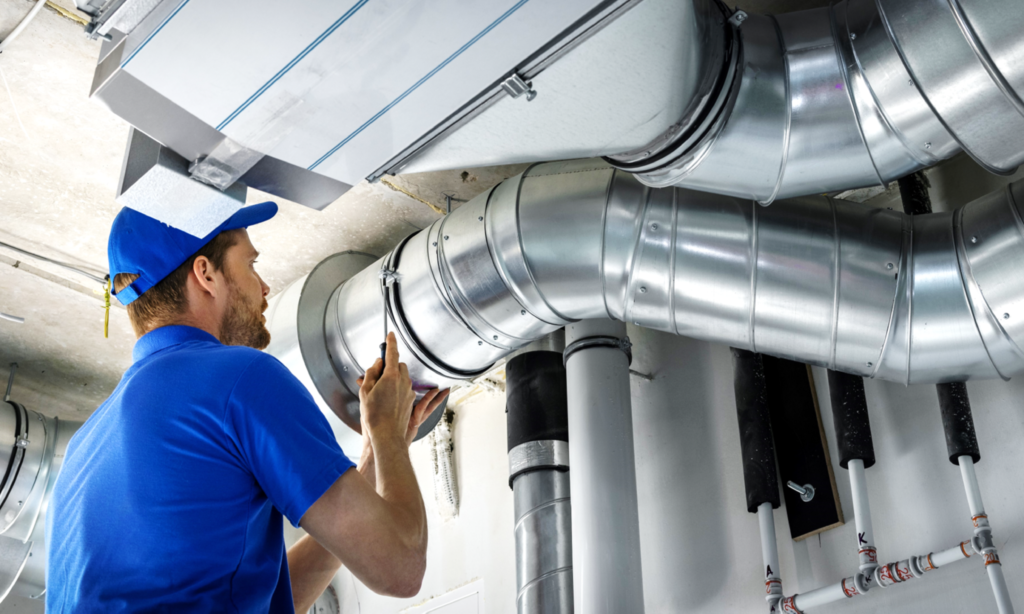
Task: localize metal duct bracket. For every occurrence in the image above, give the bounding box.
[116,128,247,238]
[501,74,537,102]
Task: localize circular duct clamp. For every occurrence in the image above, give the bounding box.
[508,440,569,486]
[562,335,633,367]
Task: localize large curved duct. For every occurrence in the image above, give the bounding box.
[0,400,81,604]
[603,0,1024,203]
[268,159,1024,429]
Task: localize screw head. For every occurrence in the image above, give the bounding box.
[971,236,978,244]
[866,362,873,368]
[493,335,498,341]
[478,341,483,346]
[850,32,857,40]
[478,216,484,221]
[1004,313,1011,320]
[651,223,659,231]
[886,263,894,270]
[924,142,932,149]
[444,235,449,241]
[432,241,438,247]
[521,309,526,316]
[640,286,647,293]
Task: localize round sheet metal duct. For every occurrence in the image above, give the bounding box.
[266,160,1024,433]
[0,401,81,603]
[608,0,1024,203]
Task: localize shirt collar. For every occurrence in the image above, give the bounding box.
[133,325,221,363]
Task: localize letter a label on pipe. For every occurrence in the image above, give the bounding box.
[766,564,773,578]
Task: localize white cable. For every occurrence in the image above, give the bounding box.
[0,313,25,324]
[0,0,48,55]
[428,409,459,521]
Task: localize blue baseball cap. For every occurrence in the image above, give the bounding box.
[108,202,278,306]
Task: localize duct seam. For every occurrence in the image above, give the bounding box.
[764,15,791,206]
[829,1,886,188]
[872,0,1006,177]
[829,196,841,370]
[945,0,1024,121]
[748,201,760,353]
[668,188,679,335]
[516,566,573,605]
[951,208,1012,381]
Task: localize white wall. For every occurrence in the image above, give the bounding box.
[359,328,1023,614]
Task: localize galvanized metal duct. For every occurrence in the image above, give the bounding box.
[0,400,81,604]
[607,0,1024,203]
[266,159,1024,434]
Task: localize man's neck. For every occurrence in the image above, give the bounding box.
[143,313,221,342]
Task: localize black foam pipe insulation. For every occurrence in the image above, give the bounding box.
[936,382,981,465]
[506,351,569,452]
[826,370,876,470]
[731,348,780,513]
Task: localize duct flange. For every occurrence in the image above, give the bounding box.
[265,252,446,450]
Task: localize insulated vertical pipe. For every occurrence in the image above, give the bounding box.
[564,320,644,614]
[848,460,877,572]
[826,371,876,470]
[937,383,981,465]
[732,350,780,513]
[959,457,1015,614]
[506,333,573,614]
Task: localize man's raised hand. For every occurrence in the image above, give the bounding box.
[359,332,416,446]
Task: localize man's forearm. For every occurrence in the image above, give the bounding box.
[288,534,342,613]
[358,444,376,490]
[370,433,427,552]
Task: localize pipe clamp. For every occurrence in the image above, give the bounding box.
[563,335,633,367]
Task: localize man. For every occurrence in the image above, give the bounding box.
[47,202,447,612]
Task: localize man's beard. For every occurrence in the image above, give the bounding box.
[220,282,271,350]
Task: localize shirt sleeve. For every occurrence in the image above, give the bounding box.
[222,353,355,527]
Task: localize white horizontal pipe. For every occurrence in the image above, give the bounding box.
[929,542,973,568]
[848,460,876,571]
[0,313,25,324]
[793,581,850,611]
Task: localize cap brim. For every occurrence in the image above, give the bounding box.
[221,201,279,233]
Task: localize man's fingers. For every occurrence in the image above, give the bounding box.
[428,388,450,414]
[384,331,400,375]
[361,358,383,393]
[415,389,440,420]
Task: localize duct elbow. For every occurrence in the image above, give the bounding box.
[610,0,1024,203]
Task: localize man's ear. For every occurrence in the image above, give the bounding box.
[190,255,221,299]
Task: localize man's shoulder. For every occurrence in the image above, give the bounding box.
[139,342,294,390]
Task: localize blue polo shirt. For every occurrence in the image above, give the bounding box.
[47,326,355,613]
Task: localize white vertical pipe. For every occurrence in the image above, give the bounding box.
[564,320,645,614]
[958,456,1015,614]
[958,456,986,519]
[848,459,877,571]
[757,502,782,606]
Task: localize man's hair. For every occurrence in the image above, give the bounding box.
[114,230,239,337]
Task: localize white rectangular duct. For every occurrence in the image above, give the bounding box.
[89,0,646,188]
